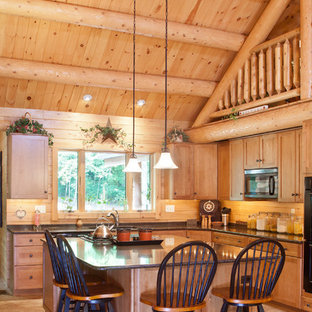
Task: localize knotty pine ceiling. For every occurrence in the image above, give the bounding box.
[0,0,299,122]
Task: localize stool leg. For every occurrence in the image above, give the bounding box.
[243,306,249,312]
[64,296,71,312]
[221,300,229,312]
[57,288,66,312]
[99,300,107,312]
[107,300,114,312]
[74,301,81,312]
[257,305,264,312]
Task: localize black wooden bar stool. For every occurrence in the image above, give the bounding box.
[212,238,285,312]
[44,230,104,312]
[140,240,218,311]
[57,235,124,312]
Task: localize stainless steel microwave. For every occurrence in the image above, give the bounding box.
[244,168,278,199]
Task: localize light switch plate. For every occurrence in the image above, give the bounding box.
[165,205,175,212]
[35,205,46,213]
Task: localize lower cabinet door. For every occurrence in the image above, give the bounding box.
[15,265,43,290]
[272,256,302,308]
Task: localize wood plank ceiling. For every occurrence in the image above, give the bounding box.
[0,0,299,122]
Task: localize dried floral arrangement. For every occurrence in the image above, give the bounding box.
[6,112,54,146]
[167,126,189,143]
[81,118,132,151]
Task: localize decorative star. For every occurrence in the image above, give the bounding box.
[101,118,121,144]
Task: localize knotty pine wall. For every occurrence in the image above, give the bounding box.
[0,132,7,288]
[0,107,191,225]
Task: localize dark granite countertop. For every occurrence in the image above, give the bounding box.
[64,235,241,270]
[7,222,304,244]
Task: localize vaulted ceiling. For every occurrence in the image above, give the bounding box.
[0,0,299,122]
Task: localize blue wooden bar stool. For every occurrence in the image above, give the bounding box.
[57,235,124,312]
[44,230,104,312]
[140,240,218,311]
[212,238,285,312]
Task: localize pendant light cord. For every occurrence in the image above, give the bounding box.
[164,0,168,151]
[132,0,136,157]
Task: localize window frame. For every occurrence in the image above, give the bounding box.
[52,147,156,221]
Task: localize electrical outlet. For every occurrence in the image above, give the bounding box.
[165,205,175,212]
[35,205,46,213]
[165,237,175,246]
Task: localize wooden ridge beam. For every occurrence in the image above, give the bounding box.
[0,57,216,97]
[186,100,312,143]
[0,0,246,52]
[192,0,292,127]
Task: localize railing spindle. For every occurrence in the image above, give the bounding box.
[224,89,230,109]
[218,99,224,111]
[237,68,244,104]
[266,46,274,96]
[283,39,293,91]
[244,58,251,103]
[259,49,266,98]
[231,79,237,107]
[275,42,283,94]
[292,36,300,88]
[251,52,259,101]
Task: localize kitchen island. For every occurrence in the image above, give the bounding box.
[43,234,241,312]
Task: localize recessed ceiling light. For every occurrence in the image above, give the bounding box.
[137,99,146,106]
[83,94,92,101]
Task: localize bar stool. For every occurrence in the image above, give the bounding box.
[57,235,124,312]
[44,230,103,312]
[140,240,218,311]
[212,238,285,312]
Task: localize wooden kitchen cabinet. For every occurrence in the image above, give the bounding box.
[9,233,44,295]
[217,141,230,200]
[212,231,248,247]
[186,230,211,242]
[244,133,277,169]
[303,119,312,174]
[278,129,303,202]
[8,134,48,199]
[163,143,217,200]
[229,139,244,200]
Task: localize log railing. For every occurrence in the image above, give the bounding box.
[210,28,300,119]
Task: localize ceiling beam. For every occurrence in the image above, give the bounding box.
[0,0,246,52]
[191,0,292,128]
[0,57,216,97]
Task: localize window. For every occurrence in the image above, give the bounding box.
[57,150,152,213]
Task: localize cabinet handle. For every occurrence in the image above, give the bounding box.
[295,193,299,196]
[307,304,310,307]
[256,159,259,162]
[29,254,33,258]
[194,192,197,195]
[259,159,263,162]
[291,193,295,196]
[240,192,243,195]
[215,236,219,239]
[29,239,33,243]
[29,275,33,280]
[174,192,177,195]
[237,240,241,243]
[44,191,48,194]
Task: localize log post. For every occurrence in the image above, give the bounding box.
[231,79,237,106]
[300,0,312,98]
[251,52,259,101]
[292,36,300,88]
[283,39,292,91]
[275,43,283,94]
[244,59,251,103]
[192,0,291,127]
[266,46,275,96]
[259,50,266,98]
[237,68,244,105]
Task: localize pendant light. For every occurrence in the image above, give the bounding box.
[124,0,141,173]
[154,0,178,170]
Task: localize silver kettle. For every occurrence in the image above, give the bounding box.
[92,217,114,239]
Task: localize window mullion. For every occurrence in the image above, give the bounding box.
[78,151,85,212]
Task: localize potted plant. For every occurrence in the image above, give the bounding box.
[167,126,189,143]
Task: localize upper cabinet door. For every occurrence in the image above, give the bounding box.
[193,144,217,199]
[230,139,244,200]
[244,136,260,169]
[8,134,48,199]
[169,144,194,199]
[303,119,312,174]
[260,133,278,168]
[278,131,296,202]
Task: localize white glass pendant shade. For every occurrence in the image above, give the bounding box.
[154,151,178,169]
[124,156,142,172]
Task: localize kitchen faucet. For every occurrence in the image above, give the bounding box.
[106,209,119,229]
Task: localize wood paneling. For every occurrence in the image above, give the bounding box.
[220,200,303,223]
[230,139,244,200]
[217,141,230,200]
[1,107,189,225]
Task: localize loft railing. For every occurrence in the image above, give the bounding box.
[210,28,300,119]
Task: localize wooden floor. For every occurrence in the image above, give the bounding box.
[0,295,300,312]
